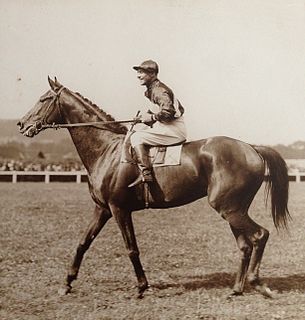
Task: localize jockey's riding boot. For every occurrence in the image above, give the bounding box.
[128,144,153,188]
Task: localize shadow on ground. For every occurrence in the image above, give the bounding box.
[152,272,305,293]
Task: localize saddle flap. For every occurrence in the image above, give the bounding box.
[151,144,183,167]
[151,147,166,164]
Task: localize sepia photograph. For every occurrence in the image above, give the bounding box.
[1,1,305,319]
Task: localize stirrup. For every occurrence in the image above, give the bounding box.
[128,171,153,188]
[128,175,144,188]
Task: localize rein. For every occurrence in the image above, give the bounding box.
[39,86,142,131]
[41,119,141,130]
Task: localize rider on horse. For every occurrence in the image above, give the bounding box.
[129,60,187,187]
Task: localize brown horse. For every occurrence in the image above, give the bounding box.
[18,77,290,299]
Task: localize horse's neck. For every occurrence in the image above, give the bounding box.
[60,91,124,172]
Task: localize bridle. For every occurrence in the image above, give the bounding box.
[33,86,141,133]
[33,86,66,133]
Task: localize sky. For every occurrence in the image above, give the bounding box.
[0,0,304,145]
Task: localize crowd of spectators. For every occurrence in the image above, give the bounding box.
[0,160,85,172]
[0,159,302,173]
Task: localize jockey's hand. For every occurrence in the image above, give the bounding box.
[133,115,142,124]
[142,112,156,126]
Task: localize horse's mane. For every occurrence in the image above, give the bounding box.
[74,91,128,135]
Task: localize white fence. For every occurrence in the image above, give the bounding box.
[0,170,304,183]
[0,171,88,183]
[287,172,305,183]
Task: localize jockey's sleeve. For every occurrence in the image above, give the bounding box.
[153,90,176,122]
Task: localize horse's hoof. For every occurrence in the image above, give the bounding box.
[137,292,144,299]
[58,286,71,296]
[226,291,243,301]
[136,282,149,299]
[255,284,275,298]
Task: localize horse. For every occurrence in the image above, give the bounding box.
[18,77,290,299]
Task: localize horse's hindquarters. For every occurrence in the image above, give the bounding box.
[203,137,265,214]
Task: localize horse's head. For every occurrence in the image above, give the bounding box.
[17,77,65,137]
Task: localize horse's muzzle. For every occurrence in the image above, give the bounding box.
[17,120,42,137]
[17,121,22,129]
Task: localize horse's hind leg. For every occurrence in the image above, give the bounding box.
[228,225,253,296]
[59,205,112,295]
[222,211,270,297]
[247,225,271,296]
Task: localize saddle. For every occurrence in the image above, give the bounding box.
[121,134,185,167]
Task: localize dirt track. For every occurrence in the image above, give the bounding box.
[1,183,305,319]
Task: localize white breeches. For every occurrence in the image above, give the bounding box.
[130,116,187,147]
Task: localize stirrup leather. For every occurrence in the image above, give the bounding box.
[128,170,153,188]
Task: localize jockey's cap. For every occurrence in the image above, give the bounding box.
[133,60,159,74]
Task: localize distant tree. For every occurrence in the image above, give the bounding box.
[0,144,21,159]
[37,151,45,159]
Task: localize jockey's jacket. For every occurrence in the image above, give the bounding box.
[130,78,187,147]
[145,79,184,123]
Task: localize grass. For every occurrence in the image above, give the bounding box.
[1,182,305,319]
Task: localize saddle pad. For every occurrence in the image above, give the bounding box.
[150,144,183,167]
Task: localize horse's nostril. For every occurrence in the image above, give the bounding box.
[36,121,42,130]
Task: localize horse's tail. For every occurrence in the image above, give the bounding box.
[253,145,291,230]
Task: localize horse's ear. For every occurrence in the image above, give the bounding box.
[48,76,62,90]
[54,76,62,87]
[48,76,56,90]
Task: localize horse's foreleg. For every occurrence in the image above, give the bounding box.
[59,205,112,295]
[228,225,253,297]
[110,205,148,298]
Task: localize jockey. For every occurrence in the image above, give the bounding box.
[129,60,187,187]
